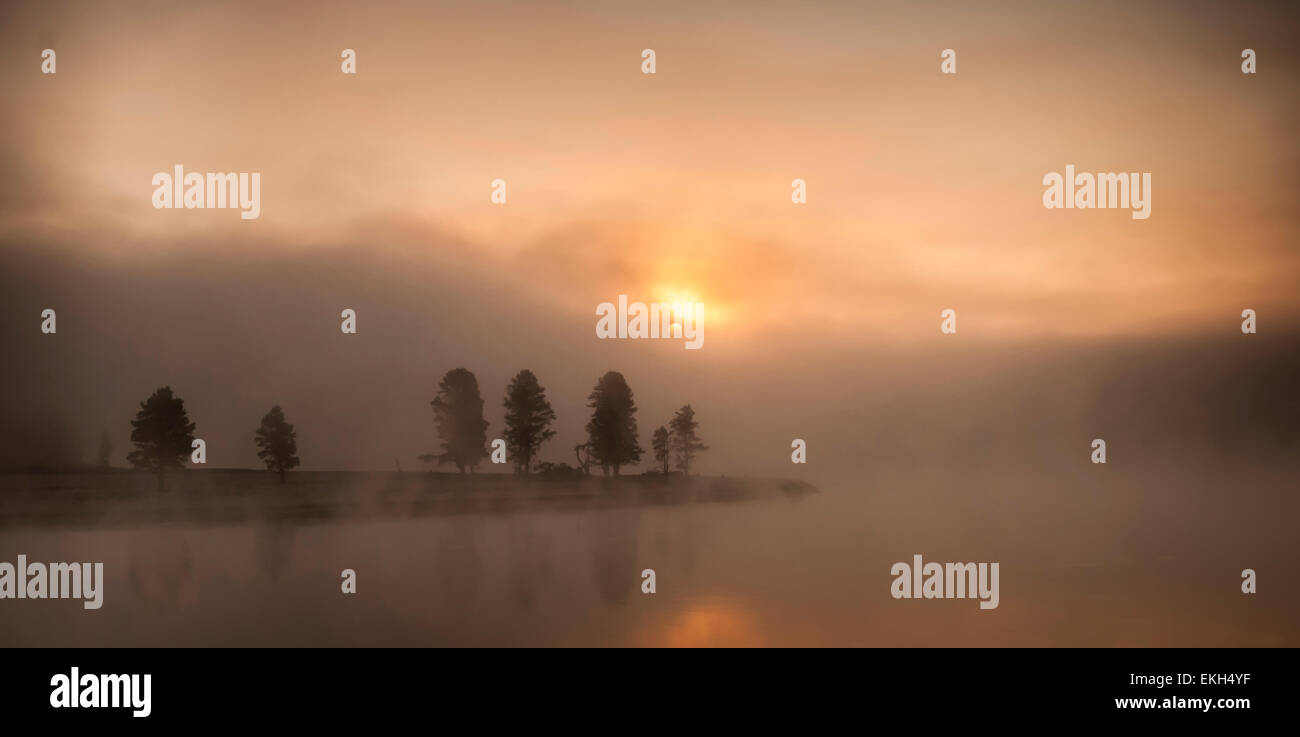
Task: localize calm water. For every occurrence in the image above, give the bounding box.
[1,463,1295,647]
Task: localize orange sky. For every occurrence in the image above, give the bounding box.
[3,0,1297,343]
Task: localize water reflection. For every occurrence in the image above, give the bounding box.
[3,466,1296,647]
[507,515,554,612]
[659,601,762,648]
[254,523,296,582]
[591,509,641,606]
[126,529,195,610]
[432,517,484,610]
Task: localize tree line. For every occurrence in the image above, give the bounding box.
[122,370,706,485]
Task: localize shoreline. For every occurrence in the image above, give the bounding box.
[0,470,818,531]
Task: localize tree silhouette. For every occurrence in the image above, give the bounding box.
[430,368,489,473]
[574,442,593,475]
[585,371,643,477]
[255,405,300,483]
[652,426,671,474]
[669,404,708,475]
[502,369,556,474]
[127,386,196,490]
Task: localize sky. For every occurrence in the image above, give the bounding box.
[1,0,1296,471]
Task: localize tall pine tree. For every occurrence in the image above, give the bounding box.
[502,369,556,474]
[127,386,196,490]
[255,405,300,483]
[430,368,489,473]
[652,426,671,474]
[585,371,643,477]
[669,404,708,475]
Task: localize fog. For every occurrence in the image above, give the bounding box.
[3,231,1297,477]
[1,0,1296,647]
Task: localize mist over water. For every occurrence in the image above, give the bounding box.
[2,235,1296,645]
[1,0,1296,647]
[2,448,1294,647]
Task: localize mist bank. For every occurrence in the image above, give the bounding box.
[0,471,816,531]
[2,238,1295,476]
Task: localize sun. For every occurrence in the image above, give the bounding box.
[650,283,728,327]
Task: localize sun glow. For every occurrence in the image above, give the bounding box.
[651,284,729,328]
[657,601,762,647]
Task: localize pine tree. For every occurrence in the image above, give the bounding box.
[430,368,489,473]
[668,404,708,475]
[585,371,643,477]
[127,386,196,490]
[502,369,556,474]
[255,405,300,483]
[652,426,671,474]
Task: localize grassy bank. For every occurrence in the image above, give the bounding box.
[0,470,818,531]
